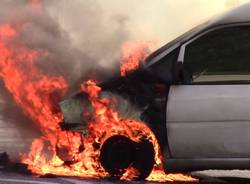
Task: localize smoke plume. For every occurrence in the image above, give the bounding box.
[0,0,249,89]
[0,0,249,160]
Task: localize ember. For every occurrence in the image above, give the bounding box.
[0,0,197,183]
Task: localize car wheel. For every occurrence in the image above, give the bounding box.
[100,135,155,180]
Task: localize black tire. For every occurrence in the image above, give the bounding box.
[100,135,155,180]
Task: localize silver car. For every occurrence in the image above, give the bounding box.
[59,3,250,179]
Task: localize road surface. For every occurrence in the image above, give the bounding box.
[1,169,250,184]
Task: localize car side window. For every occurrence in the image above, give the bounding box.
[147,48,179,83]
[183,26,250,84]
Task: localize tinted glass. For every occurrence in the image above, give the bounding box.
[184,26,250,84]
[147,48,179,83]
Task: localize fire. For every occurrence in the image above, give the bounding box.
[0,1,197,183]
[120,40,156,76]
[147,170,198,182]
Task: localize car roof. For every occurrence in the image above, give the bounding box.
[144,2,250,67]
[212,2,250,25]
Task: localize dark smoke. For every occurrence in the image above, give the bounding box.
[0,0,129,88]
[0,0,243,160]
[0,0,129,160]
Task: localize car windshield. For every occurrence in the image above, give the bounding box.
[144,21,210,67]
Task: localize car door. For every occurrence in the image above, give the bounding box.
[167,25,250,159]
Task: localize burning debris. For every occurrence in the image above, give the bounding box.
[0,152,31,175]
[0,152,9,167]
[0,0,197,183]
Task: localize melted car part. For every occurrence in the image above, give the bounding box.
[59,91,142,132]
[56,143,84,165]
[59,92,92,132]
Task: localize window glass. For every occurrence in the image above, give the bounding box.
[184,26,250,84]
[147,48,179,83]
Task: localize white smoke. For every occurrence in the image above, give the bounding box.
[46,0,250,49]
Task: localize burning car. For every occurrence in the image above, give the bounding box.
[59,2,250,179]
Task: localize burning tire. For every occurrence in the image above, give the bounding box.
[100,135,155,180]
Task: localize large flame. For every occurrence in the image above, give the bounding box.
[0,1,197,183]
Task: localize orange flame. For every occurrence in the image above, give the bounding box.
[0,3,197,182]
[120,40,156,76]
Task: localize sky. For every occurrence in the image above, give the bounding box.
[50,0,250,47]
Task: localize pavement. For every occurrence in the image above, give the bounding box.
[1,162,250,184]
[2,169,250,184]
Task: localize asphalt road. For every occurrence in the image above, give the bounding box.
[2,169,250,184]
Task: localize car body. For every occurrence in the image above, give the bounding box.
[59,3,250,176]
